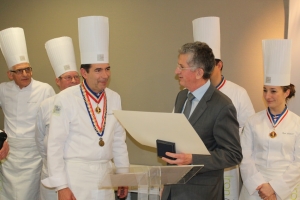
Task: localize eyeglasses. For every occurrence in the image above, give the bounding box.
[176,65,195,72]
[59,75,81,81]
[10,67,32,75]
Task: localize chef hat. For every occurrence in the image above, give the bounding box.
[0,27,30,69]
[192,17,221,59]
[263,39,291,86]
[45,36,78,78]
[78,16,109,64]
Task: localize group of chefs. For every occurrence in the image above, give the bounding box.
[0,15,299,200]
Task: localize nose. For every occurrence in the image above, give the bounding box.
[265,91,271,99]
[101,70,110,79]
[22,69,27,76]
[175,67,180,74]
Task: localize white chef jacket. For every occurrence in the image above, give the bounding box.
[42,84,129,200]
[219,80,255,133]
[0,79,55,138]
[240,109,300,200]
[219,79,255,200]
[35,95,57,200]
[0,78,55,200]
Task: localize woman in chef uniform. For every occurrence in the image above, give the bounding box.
[239,39,300,200]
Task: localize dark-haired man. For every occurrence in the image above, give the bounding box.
[42,16,129,200]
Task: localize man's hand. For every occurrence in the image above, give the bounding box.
[256,183,275,199]
[117,186,128,199]
[58,188,76,200]
[0,141,9,160]
[161,152,192,165]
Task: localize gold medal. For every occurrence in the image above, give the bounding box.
[269,131,277,138]
[95,105,101,114]
[99,138,105,147]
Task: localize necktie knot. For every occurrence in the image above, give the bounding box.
[183,93,195,119]
[187,93,195,101]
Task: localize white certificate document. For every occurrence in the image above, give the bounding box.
[113,110,210,155]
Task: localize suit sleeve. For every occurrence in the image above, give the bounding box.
[192,104,242,173]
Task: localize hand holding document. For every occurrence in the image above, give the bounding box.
[113,110,210,155]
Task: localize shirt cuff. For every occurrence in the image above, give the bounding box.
[269,178,291,200]
[243,171,266,195]
[56,185,68,191]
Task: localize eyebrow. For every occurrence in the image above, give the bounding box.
[263,87,277,90]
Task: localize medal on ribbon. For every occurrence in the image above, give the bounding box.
[80,80,107,147]
[266,107,288,139]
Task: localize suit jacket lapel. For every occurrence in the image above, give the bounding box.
[189,83,215,125]
[174,89,188,113]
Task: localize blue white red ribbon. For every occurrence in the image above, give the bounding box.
[216,76,226,90]
[80,80,107,137]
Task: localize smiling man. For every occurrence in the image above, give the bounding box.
[35,36,80,200]
[0,27,55,200]
[42,16,129,200]
[192,17,255,200]
[161,41,242,200]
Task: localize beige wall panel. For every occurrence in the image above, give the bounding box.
[0,0,284,165]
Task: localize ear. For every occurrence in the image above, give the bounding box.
[6,71,13,80]
[284,89,290,98]
[80,68,87,79]
[55,78,60,87]
[195,68,204,79]
[216,61,223,70]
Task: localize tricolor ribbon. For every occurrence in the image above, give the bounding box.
[216,76,226,90]
[80,80,107,137]
[266,106,288,128]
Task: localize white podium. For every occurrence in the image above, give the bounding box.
[99,165,203,200]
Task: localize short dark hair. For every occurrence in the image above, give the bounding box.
[282,83,296,101]
[215,59,223,71]
[80,64,91,73]
[178,41,215,79]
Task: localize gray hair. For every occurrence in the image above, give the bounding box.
[178,41,215,79]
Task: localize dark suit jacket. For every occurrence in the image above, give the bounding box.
[162,83,242,200]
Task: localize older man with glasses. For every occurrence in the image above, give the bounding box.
[35,36,80,200]
[0,27,55,200]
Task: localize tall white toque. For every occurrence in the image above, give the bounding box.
[45,36,78,78]
[0,27,30,69]
[263,39,292,86]
[78,16,109,64]
[192,17,221,59]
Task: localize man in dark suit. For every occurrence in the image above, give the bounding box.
[161,41,242,200]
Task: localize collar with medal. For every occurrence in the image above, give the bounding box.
[266,106,288,138]
[80,80,107,147]
[216,76,226,90]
